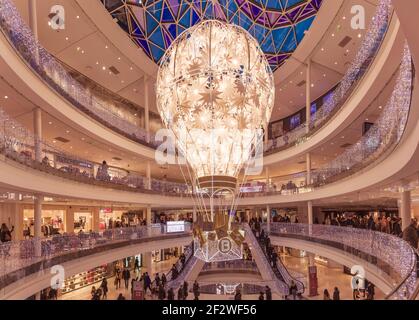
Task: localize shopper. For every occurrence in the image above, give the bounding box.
[91,286,97,299]
[167,287,175,300]
[234,288,242,300]
[366,283,375,300]
[177,285,184,300]
[289,281,298,300]
[158,284,166,300]
[402,219,418,249]
[323,289,331,300]
[115,267,122,289]
[0,223,14,242]
[258,292,264,300]
[193,280,200,300]
[117,293,126,300]
[144,272,152,294]
[134,257,140,273]
[100,278,108,300]
[265,286,272,300]
[333,287,340,300]
[171,264,179,280]
[161,273,167,287]
[155,273,161,287]
[182,281,189,300]
[123,267,131,290]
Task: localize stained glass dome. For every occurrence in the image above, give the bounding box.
[100,0,323,71]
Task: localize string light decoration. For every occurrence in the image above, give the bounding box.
[156,20,275,262]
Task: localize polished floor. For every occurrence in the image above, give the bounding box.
[281,254,385,300]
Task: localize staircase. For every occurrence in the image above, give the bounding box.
[245,224,305,295]
[243,224,289,295]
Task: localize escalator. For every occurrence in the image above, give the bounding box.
[244,224,305,297]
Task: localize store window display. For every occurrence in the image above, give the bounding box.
[23,209,64,237]
[74,212,92,233]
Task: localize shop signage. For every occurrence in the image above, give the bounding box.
[239,185,264,193]
[167,221,185,233]
[55,154,93,169]
[132,281,143,300]
[218,237,232,254]
[308,265,319,296]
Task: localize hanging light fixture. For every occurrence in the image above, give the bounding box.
[156,20,274,262]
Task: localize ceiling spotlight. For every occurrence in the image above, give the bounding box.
[4,95,8,99]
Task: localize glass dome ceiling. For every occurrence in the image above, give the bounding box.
[100,0,323,71]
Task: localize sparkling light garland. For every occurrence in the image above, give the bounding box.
[269,223,417,300]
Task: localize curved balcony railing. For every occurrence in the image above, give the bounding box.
[265,0,392,154]
[311,44,412,187]
[0,103,190,196]
[0,224,192,292]
[243,44,413,198]
[202,260,259,273]
[268,223,417,300]
[0,39,412,201]
[0,0,158,148]
[0,0,392,157]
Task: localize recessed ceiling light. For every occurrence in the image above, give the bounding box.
[365,118,369,121]
[378,105,383,109]
[102,66,106,71]
[342,16,346,20]
[105,45,109,49]
[130,67,133,70]
[118,57,121,60]
[81,137,85,141]
[334,61,338,65]
[76,47,80,51]
[66,130,70,134]
[358,33,362,38]
[321,48,325,52]
[96,61,99,65]
[81,50,85,54]
[311,83,314,88]
[4,95,8,99]
[323,74,326,77]
[76,15,80,19]
[331,33,335,37]
[48,121,52,125]
[65,37,69,41]
[53,140,57,143]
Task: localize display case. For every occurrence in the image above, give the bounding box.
[61,265,109,294]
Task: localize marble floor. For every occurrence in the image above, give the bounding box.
[280,254,385,300]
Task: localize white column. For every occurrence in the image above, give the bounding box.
[33,108,42,162]
[265,166,270,191]
[34,194,42,256]
[144,76,150,143]
[266,205,271,233]
[307,201,313,225]
[306,152,311,186]
[92,207,100,232]
[65,206,74,234]
[28,0,39,63]
[306,60,312,134]
[143,252,153,275]
[146,161,151,190]
[192,206,197,223]
[146,206,152,226]
[307,201,313,236]
[264,123,269,146]
[28,0,39,38]
[400,190,412,231]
